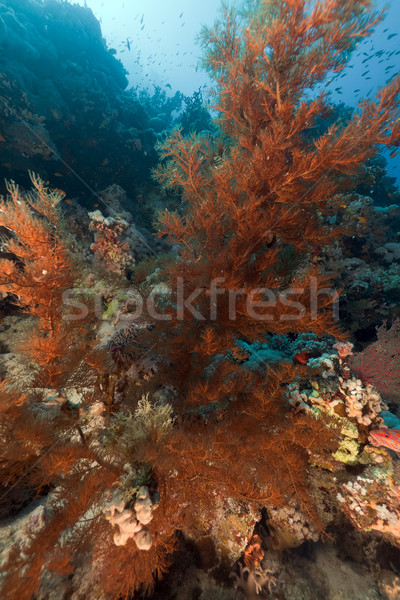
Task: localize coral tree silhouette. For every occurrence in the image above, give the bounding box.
[0,174,90,387]
[0,1,399,599]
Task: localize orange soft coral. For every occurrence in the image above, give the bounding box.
[0,172,92,387]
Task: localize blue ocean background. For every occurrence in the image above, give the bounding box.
[75,0,400,183]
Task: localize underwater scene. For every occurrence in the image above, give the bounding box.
[0,0,400,598]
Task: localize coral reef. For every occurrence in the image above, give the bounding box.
[350,318,400,403]
[316,193,400,336]
[338,470,400,548]
[0,0,156,203]
[267,504,320,549]
[0,1,400,599]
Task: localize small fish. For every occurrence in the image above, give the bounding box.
[54,172,63,177]
[369,428,400,453]
[388,33,398,40]
[390,150,399,159]
[293,351,310,365]
[357,216,367,223]
[54,188,66,196]
[0,134,5,142]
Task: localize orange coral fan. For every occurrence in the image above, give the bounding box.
[350,318,400,403]
[0,173,73,324]
[0,174,99,514]
[0,176,180,600]
[0,172,92,388]
[149,0,399,409]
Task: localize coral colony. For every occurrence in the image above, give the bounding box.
[0,0,400,599]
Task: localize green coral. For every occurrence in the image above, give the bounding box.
[333,438,360,465]
[376,263,400,292]
[311,405,361,466]
[75,278,127,321]
[330,412,361,465]
[102,295,123,321]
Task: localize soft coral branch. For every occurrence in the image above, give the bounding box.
[0,174,94,387]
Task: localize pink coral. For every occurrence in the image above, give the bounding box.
[349,319,400,404]
[89,210,134,276]
[337,473,400,547]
